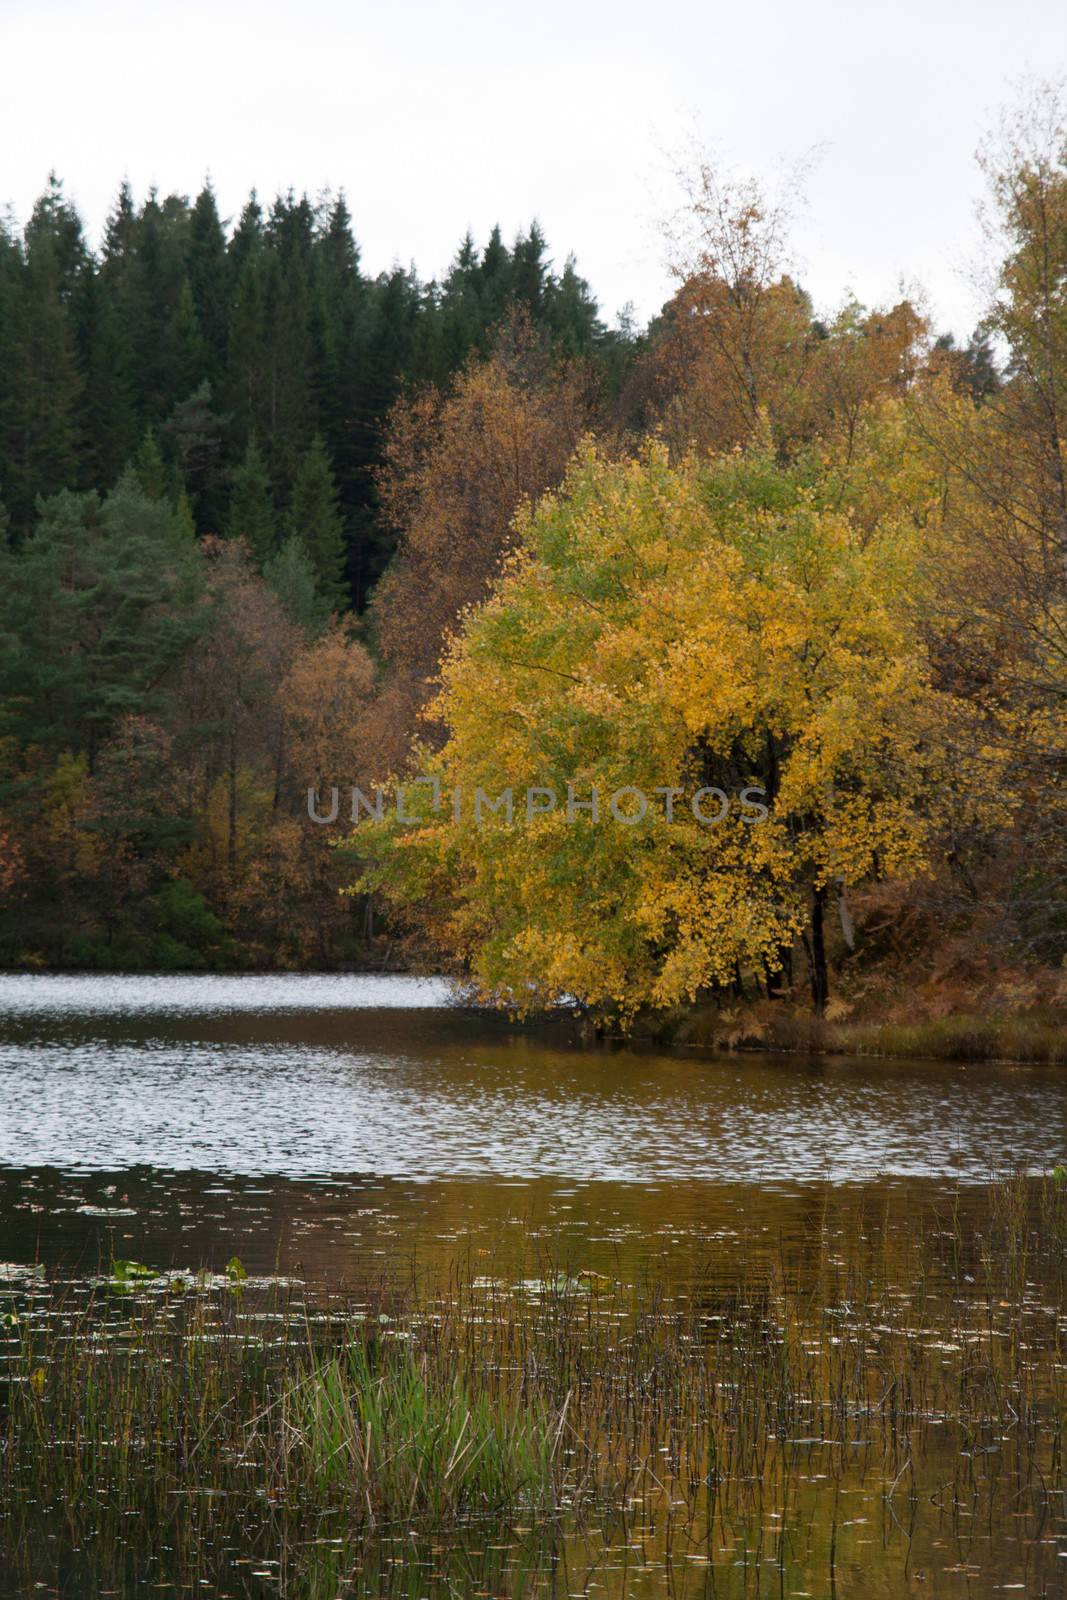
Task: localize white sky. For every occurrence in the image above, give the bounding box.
[2,0,1065,338]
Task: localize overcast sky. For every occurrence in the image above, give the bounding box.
[2,0,1065,338]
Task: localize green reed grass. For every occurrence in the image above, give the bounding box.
[278,1338,559,1517]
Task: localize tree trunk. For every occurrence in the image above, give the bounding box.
[227,724,238,876]
[764,942,794,999]
[809,885,829,1015]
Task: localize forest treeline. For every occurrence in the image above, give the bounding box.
[0,177,626,602]
[0,179,630,966]
[0,97,1064,1013]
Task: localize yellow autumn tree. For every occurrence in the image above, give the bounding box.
[356,415,997,1018]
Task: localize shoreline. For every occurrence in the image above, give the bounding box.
[1,966,1063,1067]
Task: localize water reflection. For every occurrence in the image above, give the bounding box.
[0,975,1061,1183]
[1,976,1065,1599]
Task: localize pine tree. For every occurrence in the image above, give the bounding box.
[187,183,228,375]
[288,435,346,608]
[226,434,276,561]
[0,475,203,760]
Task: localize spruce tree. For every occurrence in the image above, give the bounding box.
[85,182,143,483]
[162,381,226,531]
[23,174,88,303]
[546,256,605,355]
[227,434,276,561]
[225,248,268,447]
[0,219,22,516]
[479,225,511,327]
[103,180,137,267]
[287,435,346,608]
[174,485,197,541]
[168,278,208,399]
[134,427,167,500]
[129,189,169,421]
[261,193,316,479]
[78,266,140,488]
[437,231,483,372]
[511,222,549,318]
[313,193,366,513]
[263,534,330,633]
[6,201,84,525]
[187,184,228,375]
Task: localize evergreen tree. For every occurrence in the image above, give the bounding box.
[103,179,137,266]
[0,475,203,761]
[134,427,167,500]
[174,485,197,541]
[511,221,549,318]
[129,188,169,421]
[228,191,264,281]
[128,187,193,425]
[479,224,512,326]
[187,183,228,374]
[85,181,143,482]
[263,534,330,633]
[0,173,612,597]
[226,434,276,561]
[0,216,23,519]
[437,231,483,372]
[961,328,1001,401]
[546,256,603,353]
[78,265,140,488]
[287,434,346,607]
[4,195,84,526]
[162,381,227,531]
[23,173,88,303]
[168,277,209,399]
[225,240,268,448]
[260,193,317,480]
[313,193,367,512]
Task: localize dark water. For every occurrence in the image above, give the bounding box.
[0,970,1063,1282]
[1,974,1065,1598]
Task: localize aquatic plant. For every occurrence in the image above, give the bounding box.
[1,1173,1065,1595]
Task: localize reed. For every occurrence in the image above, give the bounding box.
[1,1172,1065,1594]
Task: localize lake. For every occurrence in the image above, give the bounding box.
[1,973,1065,1598]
